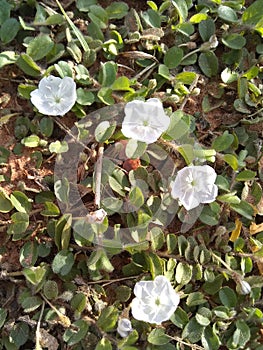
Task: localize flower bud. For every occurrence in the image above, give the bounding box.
[236,280,251,295]
[117,318,133,338]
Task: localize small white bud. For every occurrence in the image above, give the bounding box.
[236,280,251,295]
[117,318,133,338]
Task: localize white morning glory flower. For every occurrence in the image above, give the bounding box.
[117,318,133,337]
[30,75,77,116]
[121,98,170,144]
[171,165,218,211]
[131,275,180,325]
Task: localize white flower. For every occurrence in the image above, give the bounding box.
[171,165,218,211]
[30,75,77,116]
[131,275,180,325]
[121,98,170,144]
[117,318,133,337]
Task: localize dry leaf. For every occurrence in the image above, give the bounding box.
[250,222,263,235]
[229,218,242,242]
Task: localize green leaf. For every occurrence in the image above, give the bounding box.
[76,0,97,12]
[242,0,263,25]
[45,13,65,25]
[39,117,54,137]
[10,322,29,347]
[223,154,239,171]
[231,320,250,348]
[0,51,17,68]
[182,318,204,343]
[88,5,108,29]
[0,191,13,213]
[20,241,38,267]
[76,88,95,106]
[106,2,129,19]
[71,292,87,313]
[0,308,7,328]
[212,131,234,151]
[198,18,216,42]
[21,296,42,312]
[218,5,238,23]
[23,266,47,285]
[21,134,40,148]
[125,139,147,159]
[164,110,190,141]
[158,64,170,79]
[203,275,224,295]
[222,34,246,50]
[150,227,165,251]
[186,292,206,307]
[196,308,212,327]
[234,99,251,114]
[170,307,189,329]
[148,329,170,345]
[54,178,70,204]
[199,206,219,226]
[95,121,116,142]
[164,46,183,69]
[0,18,20,44]
[97,306,118,332]
[236,169,256,181]
[7,212,29,235]
[201,325,221,350]
[171,0,188,23]
[26,34,54,61]
[230,200,254,220]
[176,262,192,285]
[190,13,208,24]
[49,141,69,154]
[99,61,117,87]
[0,0,11,25]
[129,187,144,209]
[217,192,240,204]
[43,280,59,300]
[198,51,218,77]
[10,191,32,214]
[141,9,161,28]
[41,202,60,216]
[98,87,114,105]
[63,320,89,346]
[111,76,134,92]
[95,338,112,350]
[219,286,237,308]
[54,214,72,250]
[52,250,74,276]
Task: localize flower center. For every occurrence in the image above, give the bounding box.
[54,95,62,103]
[155,297,161,306]
[143,120,149,126]
[186,174,196,187]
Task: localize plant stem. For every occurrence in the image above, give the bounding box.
[95,143,104,208]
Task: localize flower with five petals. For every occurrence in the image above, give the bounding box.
[121,98,170,144]
[171,165,218,211]
[30,75,77,116]
[131,275,180,324]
